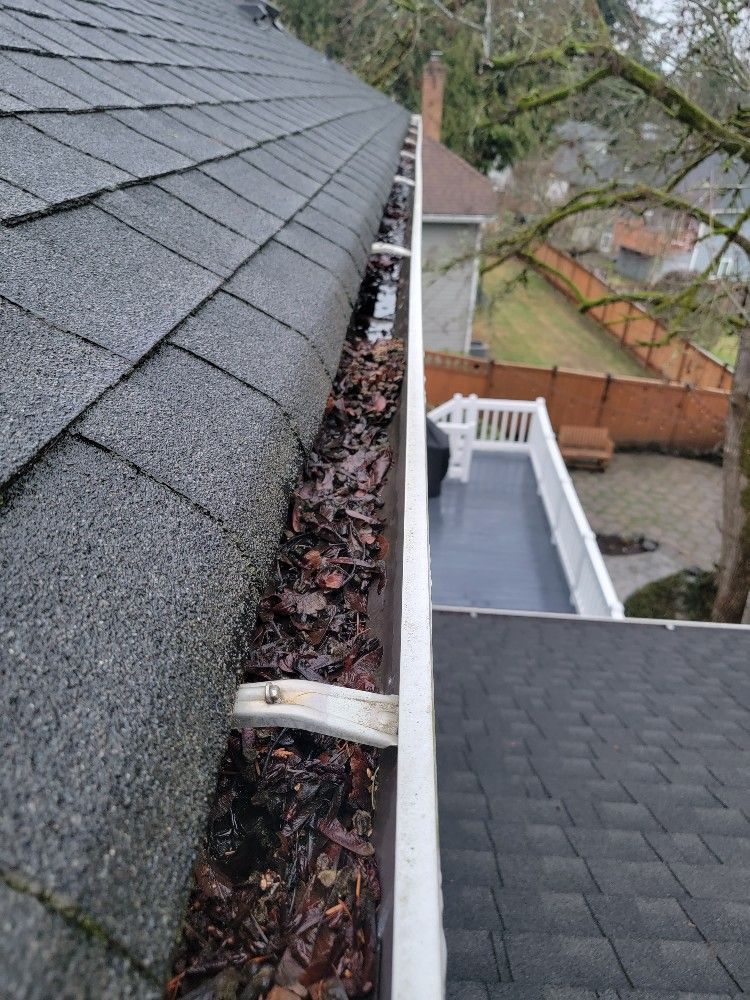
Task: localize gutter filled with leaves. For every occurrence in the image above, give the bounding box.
[169,144,417,1000]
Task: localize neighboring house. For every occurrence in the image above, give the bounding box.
[613,153,750,283]
[502,119,621,255]
[545,120,617,203]
[421,53,497,353]
[0,3,408,993]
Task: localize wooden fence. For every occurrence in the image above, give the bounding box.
[426,351,728,454]
[532,243,733,391]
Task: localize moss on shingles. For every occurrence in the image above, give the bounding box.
[0,869,158,984]
[624,568,717,621]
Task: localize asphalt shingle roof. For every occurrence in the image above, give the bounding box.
[0,2,408,994]
[423,134,497,218]
[434,611,750,1000]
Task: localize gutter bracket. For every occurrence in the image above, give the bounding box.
[371,242,411,258]
[233,679,399,748]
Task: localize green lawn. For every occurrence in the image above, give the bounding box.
[474,260,652,377]
[709,333,738,367]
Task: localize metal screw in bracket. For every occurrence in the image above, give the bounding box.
[265,681,281,704]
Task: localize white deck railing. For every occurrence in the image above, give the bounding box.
[429,393,624,619]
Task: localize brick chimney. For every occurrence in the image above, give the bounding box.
[422,51,447,142]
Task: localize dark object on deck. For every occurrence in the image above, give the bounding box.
[559,424,614,470]
[597,533,659,555]
[426,417,450,497]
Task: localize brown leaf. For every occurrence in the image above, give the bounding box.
[303,549,323,570]
[374,534,390,559]
[267,986,302,1000]
[291,503,304,533]
[193,858,233,902]
[280,590,327,616]
[317,817,374,857]
[344,588,367,615]
[317,569,346,590]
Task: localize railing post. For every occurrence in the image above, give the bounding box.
[452,392,463,423]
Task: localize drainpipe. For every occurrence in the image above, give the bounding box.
[463,223,484,354]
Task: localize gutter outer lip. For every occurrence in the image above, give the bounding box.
[390,114,446,999]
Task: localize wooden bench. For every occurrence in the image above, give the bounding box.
[558,425,614,471]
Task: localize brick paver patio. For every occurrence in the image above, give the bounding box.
[571,454,722,603]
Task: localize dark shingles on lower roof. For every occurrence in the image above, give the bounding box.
[0,299,127,481]
[0,205,220,360]
[434,611,750,997]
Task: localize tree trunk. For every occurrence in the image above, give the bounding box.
[713,326,750,623]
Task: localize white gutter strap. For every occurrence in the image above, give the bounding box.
[371,241,412,258]
[233,680,399,748]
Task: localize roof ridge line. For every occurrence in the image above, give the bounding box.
[0,38,388,84]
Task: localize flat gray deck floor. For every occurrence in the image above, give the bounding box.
[429,452,573,612]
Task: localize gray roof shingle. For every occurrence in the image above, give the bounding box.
[435,611,750,998]
[0,2,408,991]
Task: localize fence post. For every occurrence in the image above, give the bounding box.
[620,309,631,346]
[668,383,690,451]
[645,318,659,369]
[676,342,688,383]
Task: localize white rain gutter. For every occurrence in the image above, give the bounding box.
[232,114,445,998]
[423,213,494,224]
[390,113,445,1000]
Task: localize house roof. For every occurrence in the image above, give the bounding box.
[550,119,618,187]
[0,2,408,993]
[435,610,750,997]
[422,134,497,219]
[677,152,750,216]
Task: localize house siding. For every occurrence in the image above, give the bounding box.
[423,221,480,352]
[692,225,750,279]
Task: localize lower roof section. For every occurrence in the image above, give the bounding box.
[434,610,750,1000]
